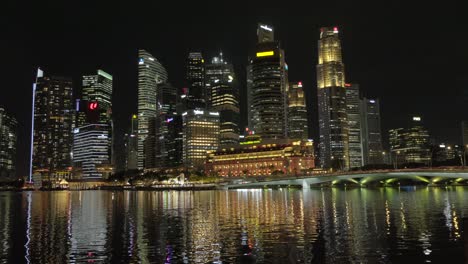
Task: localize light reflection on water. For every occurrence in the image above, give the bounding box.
[0,187,467,263]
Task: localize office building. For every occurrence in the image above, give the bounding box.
[317,26,349,170]
[73,124,112,179]
[81,69,113,124]
[206,53,240,145]
[389,116,431,166]
[186,52,206,109]
[125,114,139,171]
[0,107,17,179]
[32,69,74,182]
[182,109,219,169]
[288,81,308,140]
[154,83,181,168]
[250,23,288,139]
[137,49,168,169]
[73,70,114,178]
[361,98,384,165]
[246,63,253,130]
[345,83,362,168]
[205,139,314,177]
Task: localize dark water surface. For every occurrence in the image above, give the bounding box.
[0,187,466,263]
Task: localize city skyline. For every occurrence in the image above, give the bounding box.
[1,5,463,176]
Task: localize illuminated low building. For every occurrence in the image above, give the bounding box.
[183,109,220,169]
[205,139,315,177]
[73,124,112,179]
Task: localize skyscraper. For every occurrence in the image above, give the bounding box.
[125,115,138,171]
[389,116,430,166]
[246,63,253,130]
[155,83,181,168]
[182,109,220,169]
[288,81,308,140]
[251,23,288,139]
[137,49,168,169]
[186,52,205,109]
[32,70,74,182]
[81,69,113,124]
[0,107,17,179]
[206,53,240,146]
[317,26,349,170]
[361,98,384,165]
[345,83,362,169]
[73,70,114,179]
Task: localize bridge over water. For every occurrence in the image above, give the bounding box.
[224,169,468,189]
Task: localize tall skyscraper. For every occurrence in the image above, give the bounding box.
[246,63,253,130]
[32,70,74,182]
[361,98,384,165]
[81,70,113,124]
[137,49,168,169]
[288,81,308,140]
[0,107,17,179]
[345,83,362,169]
[317,26,349,170]
[250,23,288,139]
[125,115,138,171]
[206,53,240,146]
[73,70,113,179]
[182,109,220,169]
[186,52,206,109]
[389,116,431,166]
[155,83,181,168]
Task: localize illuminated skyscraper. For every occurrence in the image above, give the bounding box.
[345,83,362,168]
[288,82,308,140]
[389,116,430,166]
[182,109,219,169]
[246,63,253,130]
[0,107,17,179]
[317,26,349,170]
[81,69,113,124]
[125,115,138,171]
[32,71,74,182]
[137,49,168,169]
[361,98,384,165]
[154,83,181,168]
[73,70,114,178]
[206,53,240,146]
[251,23,288,139]
[186,52,206,109]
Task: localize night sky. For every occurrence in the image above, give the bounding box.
[1,1,463,177]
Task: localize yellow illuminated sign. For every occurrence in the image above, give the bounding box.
[256,51,274,57]
[240,140,261,145]
[132,115,137,119]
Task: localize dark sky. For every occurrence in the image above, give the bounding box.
[1,1,464,177]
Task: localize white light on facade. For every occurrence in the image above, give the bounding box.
[260,25,273,31]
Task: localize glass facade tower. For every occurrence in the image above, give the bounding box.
[0,107,17,179]
[288,82,308,140]
[251,23,288,139]
[317,27,349,170]
[137,49,168,169]
[345,83,363,169]
[206,53,240,146]
[32,72,74,181]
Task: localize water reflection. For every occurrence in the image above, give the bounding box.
[0,187,467,263]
